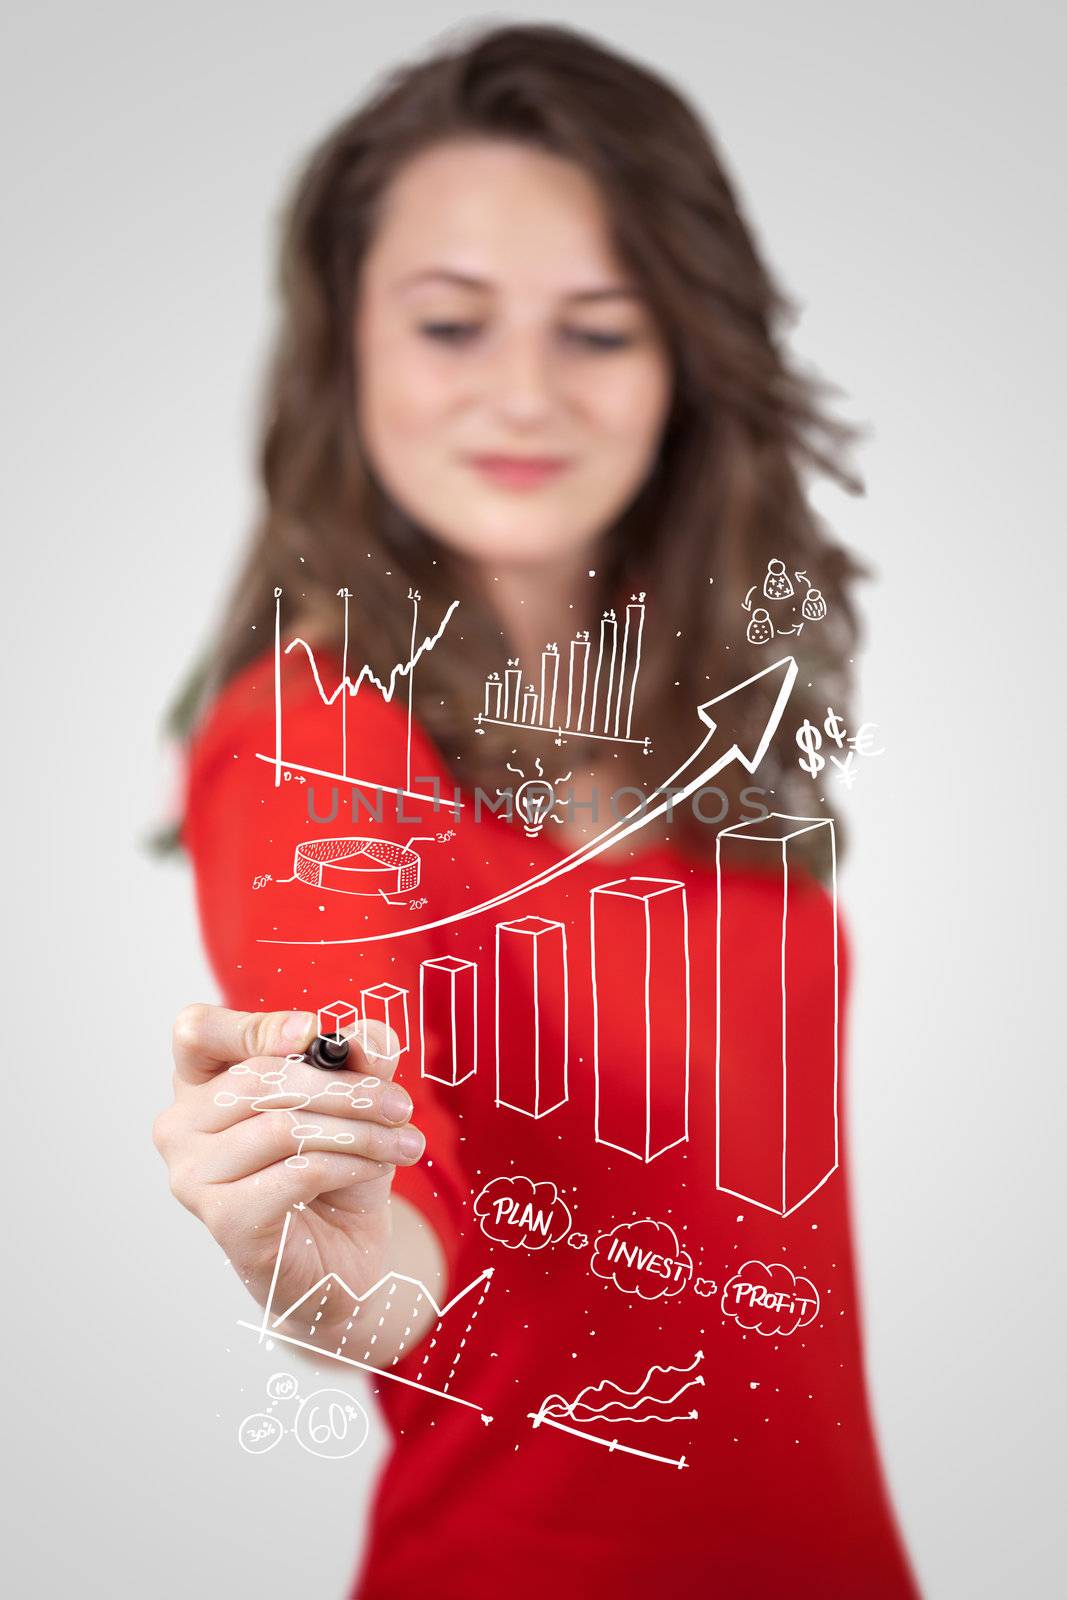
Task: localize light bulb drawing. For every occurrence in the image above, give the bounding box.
[499,758,572,839]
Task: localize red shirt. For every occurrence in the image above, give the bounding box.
[183,645,920,1600]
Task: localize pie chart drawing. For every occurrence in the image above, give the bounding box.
[293,837,421,897]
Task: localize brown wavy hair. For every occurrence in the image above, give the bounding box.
[168,20,866,865]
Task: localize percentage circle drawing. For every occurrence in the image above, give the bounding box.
[294,1389,370,1460]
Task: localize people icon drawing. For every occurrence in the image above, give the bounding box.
[747,607,775,645]
[802,588,828,621]
[763,558,794,600]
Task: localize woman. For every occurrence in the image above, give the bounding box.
[155,22,920,1598]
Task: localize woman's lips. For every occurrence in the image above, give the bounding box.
[466,454,570,490]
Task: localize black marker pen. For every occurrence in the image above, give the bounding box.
[303,1032,351,1071]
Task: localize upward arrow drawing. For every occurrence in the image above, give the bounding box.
[259,655,798,946]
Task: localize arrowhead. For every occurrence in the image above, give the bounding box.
[696,657,797,773]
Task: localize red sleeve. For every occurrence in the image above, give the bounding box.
[180,646,470,1286]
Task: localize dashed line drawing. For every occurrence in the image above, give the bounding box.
[528,1351,703,1469]
[420,956,478,1085]
[261,585,460,804]
[472,1175,573,1250]
[715,813,839,1216]
[475,594,651,750]
[237,1209,495,1419]
[495,917,568,1118]
[259,657,799,947]
[590,878,689,1161]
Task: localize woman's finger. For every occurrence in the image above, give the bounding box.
[217,1152,398,1235]
[172,1004,316,1085]
[198,1107,426,1183]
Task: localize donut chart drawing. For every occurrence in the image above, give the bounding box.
[293,836,421,897]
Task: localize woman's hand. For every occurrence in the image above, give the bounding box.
[152,1004,432,1343]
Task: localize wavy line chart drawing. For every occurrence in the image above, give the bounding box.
[528,1350,703,1468]
[258,585,460,804]
[257,655,798,947]
[236,1210,496,1420]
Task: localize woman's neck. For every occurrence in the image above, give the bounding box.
[476,558,599,665]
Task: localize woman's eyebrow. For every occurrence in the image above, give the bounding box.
[394,268,642,302]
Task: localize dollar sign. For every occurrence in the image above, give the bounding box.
[823,708,848,748]
[795,719,825,778]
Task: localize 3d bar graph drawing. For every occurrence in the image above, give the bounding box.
[420,956,478,1086]
[590,877,690,1161]
[473,597,650,750]
[715,814,838,1216]
[495,916,569,1117]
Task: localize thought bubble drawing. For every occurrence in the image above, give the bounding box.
[590,1218,693,1300]
[473,1175,573,1250]
[720,1260,820,1337]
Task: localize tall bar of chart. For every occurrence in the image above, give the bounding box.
[590,877,690,1161]
[495,917,569,1118]
[474,595,650,749]
[715,814,838,1216]
[420,956,478,1086]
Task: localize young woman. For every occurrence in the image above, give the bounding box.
[154,23,920,1598]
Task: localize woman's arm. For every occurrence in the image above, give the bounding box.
[153,1002,447,1367]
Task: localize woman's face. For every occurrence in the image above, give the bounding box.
[355,138,673,571]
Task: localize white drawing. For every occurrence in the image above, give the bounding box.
[495,917,568,1118]
[237,1209,495,1419]
[589,1218,694,1300]
[288,836,424,897]
[746,607,775,645]
[360,983,411,1055]
[590,878,689,1161]
[801,588,827,621]
[497,757,572,838]
[715,814,838,1216]
[528,1350,703,1470]
[420,956,478,1085]
[318,1000,357,1041]
[237,1372,370,1460]
[213,1049,377,1168]
[472,1175,572,1249]
[763,559,794,601]
[475,595,651,750]
[261,585,460,805]
[795,708,885,783]
[260,657,799,948]
[721,1261,820,1338]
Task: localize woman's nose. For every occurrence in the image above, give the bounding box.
[484,326,559,426]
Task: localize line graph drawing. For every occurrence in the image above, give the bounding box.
[260,585,460,804]
[475,595,650,749]
[715,813,839,1216]
[590,877,689,1161]
[528,1350,703,1469]
[237,1209,495,1419]
[258,656,799,948]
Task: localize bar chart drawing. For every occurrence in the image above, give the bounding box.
[420,956,478,1086]
[474,595,651,750]
[590,877,691,1162]
[495,916,569,1118]
[715,813,838,1216]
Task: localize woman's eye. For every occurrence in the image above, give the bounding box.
[565,328,635,351]
[419,321,480,344]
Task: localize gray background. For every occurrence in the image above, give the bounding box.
[3,2,1062,1594]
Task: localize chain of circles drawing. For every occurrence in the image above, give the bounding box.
[743,560,828,645]
[213,1054,380,1168]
